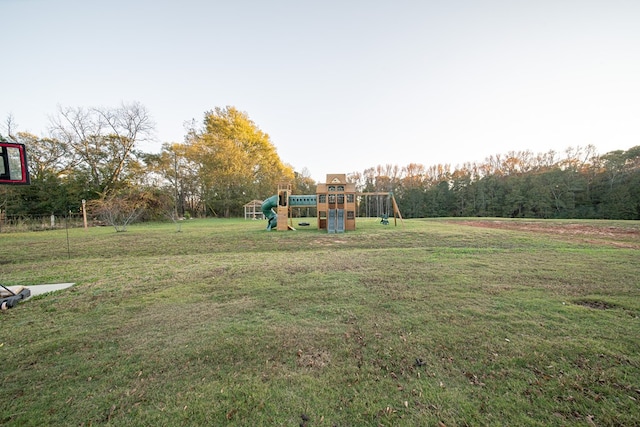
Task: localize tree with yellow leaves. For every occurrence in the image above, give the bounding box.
[184,106,293,217]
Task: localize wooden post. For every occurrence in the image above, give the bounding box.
[82,199,88,230]
[391,194,404,227]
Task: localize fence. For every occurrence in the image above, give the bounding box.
[0,213,85,233]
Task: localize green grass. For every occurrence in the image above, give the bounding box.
[1,218,639,426]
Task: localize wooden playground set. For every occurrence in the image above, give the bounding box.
[260,174,402,233]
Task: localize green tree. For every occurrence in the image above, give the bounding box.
[0,132,90,216]
[143,142,200,218]
[292,167,317,195]
[595,145,640,219]
[185,106,293,217]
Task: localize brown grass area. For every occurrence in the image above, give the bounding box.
[453,220,640,249]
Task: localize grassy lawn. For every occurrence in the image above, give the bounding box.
[1,218,639,426]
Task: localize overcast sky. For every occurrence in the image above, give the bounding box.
[3,0,639,182]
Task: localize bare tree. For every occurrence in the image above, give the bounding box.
[89,190,146,232]
[2,113,18,138]
[49,102,154,194]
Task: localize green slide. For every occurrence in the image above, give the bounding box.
[261,195,278,230]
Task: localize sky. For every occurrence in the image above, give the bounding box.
[2,0,639,182]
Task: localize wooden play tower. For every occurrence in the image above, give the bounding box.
[316,174,356,232]
[276,182,291,231]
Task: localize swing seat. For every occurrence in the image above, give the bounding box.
[380,215,389,225]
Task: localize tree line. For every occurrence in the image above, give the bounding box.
[352,145,640,220]
[1,104,310,223]
[1,103,639,223]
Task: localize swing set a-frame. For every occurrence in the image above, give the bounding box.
[358,192,404,226]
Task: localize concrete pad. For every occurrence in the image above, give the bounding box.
[26,283,75,298]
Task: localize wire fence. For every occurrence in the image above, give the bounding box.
[0,213,85,233]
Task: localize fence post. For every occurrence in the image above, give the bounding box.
[82,199,88,230]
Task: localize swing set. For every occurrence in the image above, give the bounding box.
[358,192,403,226]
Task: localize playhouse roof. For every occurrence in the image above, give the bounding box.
[243,199,264,208]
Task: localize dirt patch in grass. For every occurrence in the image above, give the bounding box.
[574,299,618,310]
[296,348,331,369]
[573,299,639,318]
[453,220,640,248]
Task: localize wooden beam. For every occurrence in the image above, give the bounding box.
[390,194,404,227]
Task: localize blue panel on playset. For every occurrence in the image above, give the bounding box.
[337,209,345,233]
[288,195,317,206]
[328,209,336,233]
